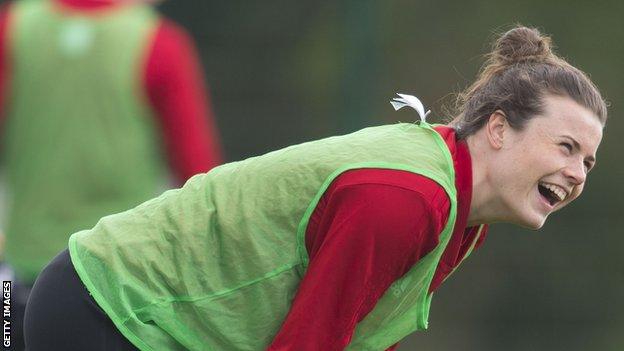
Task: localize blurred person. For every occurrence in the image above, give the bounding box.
[24,26,606,351]
[0,0,223,349]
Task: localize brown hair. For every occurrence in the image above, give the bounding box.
[449,26,607,139]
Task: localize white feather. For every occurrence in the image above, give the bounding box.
[390,93,431,122]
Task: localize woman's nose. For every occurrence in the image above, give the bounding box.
[562,160,586,185]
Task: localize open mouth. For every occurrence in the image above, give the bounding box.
[537,182,566,207]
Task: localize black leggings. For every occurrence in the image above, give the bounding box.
[24,249,138,351]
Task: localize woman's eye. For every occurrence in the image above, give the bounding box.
[560,142,573,152]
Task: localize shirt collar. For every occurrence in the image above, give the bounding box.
[429,125,488,292]
[433,125,473,228]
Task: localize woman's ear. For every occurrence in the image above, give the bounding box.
[485,110,508,149]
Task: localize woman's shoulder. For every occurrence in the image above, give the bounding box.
[328,168,451,218]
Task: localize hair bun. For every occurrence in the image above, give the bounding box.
[493,26,553,65]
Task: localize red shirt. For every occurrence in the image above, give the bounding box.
[0,0,222,184]
[269,126,488,350]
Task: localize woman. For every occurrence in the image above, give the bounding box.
[24,26,606,350]
[0,0,222,347]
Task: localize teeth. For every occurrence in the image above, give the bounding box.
[542,183,567,202]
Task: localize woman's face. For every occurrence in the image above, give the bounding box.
[489,94,603,229]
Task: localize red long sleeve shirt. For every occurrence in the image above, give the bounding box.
[270,126,488,350]
[0,0,223,184]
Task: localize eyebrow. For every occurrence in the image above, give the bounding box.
[561,135,596,164]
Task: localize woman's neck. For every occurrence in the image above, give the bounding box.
[465,133,499,227]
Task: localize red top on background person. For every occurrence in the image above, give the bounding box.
[0,0,223,183]
[0,1,222,349]
[0,0,223,282]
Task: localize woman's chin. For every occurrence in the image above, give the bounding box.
[522,221,545,231]
[512,211,548,230]
[520,216,546,230]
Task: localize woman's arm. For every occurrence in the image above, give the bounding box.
[144,19,223,184]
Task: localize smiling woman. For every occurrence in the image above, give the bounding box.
[24,26,607,351]
[448,26,606,229]
[465,94,603,229]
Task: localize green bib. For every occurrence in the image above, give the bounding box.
[2,0,167,282]
[70,123,464,350]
